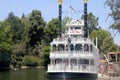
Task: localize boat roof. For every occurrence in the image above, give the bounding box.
[66,19,84,27]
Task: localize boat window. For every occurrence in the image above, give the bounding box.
[51,59,55,64]
[63,59,69,63]
[70,44,74,51]
[90,45,93,52]
[80,59,89,64]
[91,59,94,65]
[84,44,89,51]
[52,45,56,51]
[75,44,82,51]
[70,59,77,65]
[55,59,62,64]
[66,45,68,51]
[75,27,81,29]
[58,44,65,51]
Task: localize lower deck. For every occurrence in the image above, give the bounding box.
[48,63,98,74]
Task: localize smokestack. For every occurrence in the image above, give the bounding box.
[58,0,62,38]
[83,0,88,38]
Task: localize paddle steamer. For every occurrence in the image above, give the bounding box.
[47,0,99,80]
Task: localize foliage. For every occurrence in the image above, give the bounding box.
[101,36,114,53]
[0,20,12,43]
[7,12,25,43]
[0,43,11,69]
[0,20,12,70]
[0,52,11,70]
[41,46,50,67]
[90,29,114,53]
[28,10,46,48]
[23,55,42,67]
[81,13,99,34]
[44,18,59,44]
[11,55,23,68]
[105,0,120,33]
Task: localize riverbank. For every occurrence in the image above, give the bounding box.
[10,65,45,71]
[21,66,45,69]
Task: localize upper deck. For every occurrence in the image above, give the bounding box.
[65,19,84,37]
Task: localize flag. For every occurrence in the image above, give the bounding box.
[69,5,76,13]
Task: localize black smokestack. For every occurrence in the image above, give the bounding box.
[58,2,62,38]
[84,1,88,38]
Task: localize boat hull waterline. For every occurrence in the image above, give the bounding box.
[48,72,97,80]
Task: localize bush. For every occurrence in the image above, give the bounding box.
[23,55,41,67]
[0,52,11,70]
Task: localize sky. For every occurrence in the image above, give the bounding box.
[0,0,120,45]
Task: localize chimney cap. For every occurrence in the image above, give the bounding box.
[83,0,88,3]
[58,0,62,5]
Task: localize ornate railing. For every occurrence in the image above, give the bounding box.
[53,37,91,43]
[48,64,97,73]
[50,51,94,58]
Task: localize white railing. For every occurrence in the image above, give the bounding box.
[53,38,91,43]
[48,64,97,73]
[50,51,94,58]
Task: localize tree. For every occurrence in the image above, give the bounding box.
[105,0,120,33]
[0,21,12,70]
[7,12,25,43]
[41,46,50,67]
[28,10,46,48]
[44,18,59,45]
[0,20,12,43]
[90,29,113,54]
[100,36,114,54]
[81,13,99,34]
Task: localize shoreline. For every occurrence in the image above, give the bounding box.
[10,65,45,70]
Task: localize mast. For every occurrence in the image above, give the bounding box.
[83,0,88,38]
[58,0,62,38]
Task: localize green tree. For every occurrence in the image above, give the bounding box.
[0,20,12,43]
[45,18,59,45]
[28,10,46,48]
[6,12,25,43]
[105,0,120,33]
[0,21,12,70]
[100,36,114,54]
[41,46,50,67]
[90,29,112,53]
[81,13,99,34]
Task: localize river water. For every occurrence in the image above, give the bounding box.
[0,68,47,80]
[0,68,97,80]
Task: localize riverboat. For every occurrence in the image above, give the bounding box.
[47,0,99,80]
